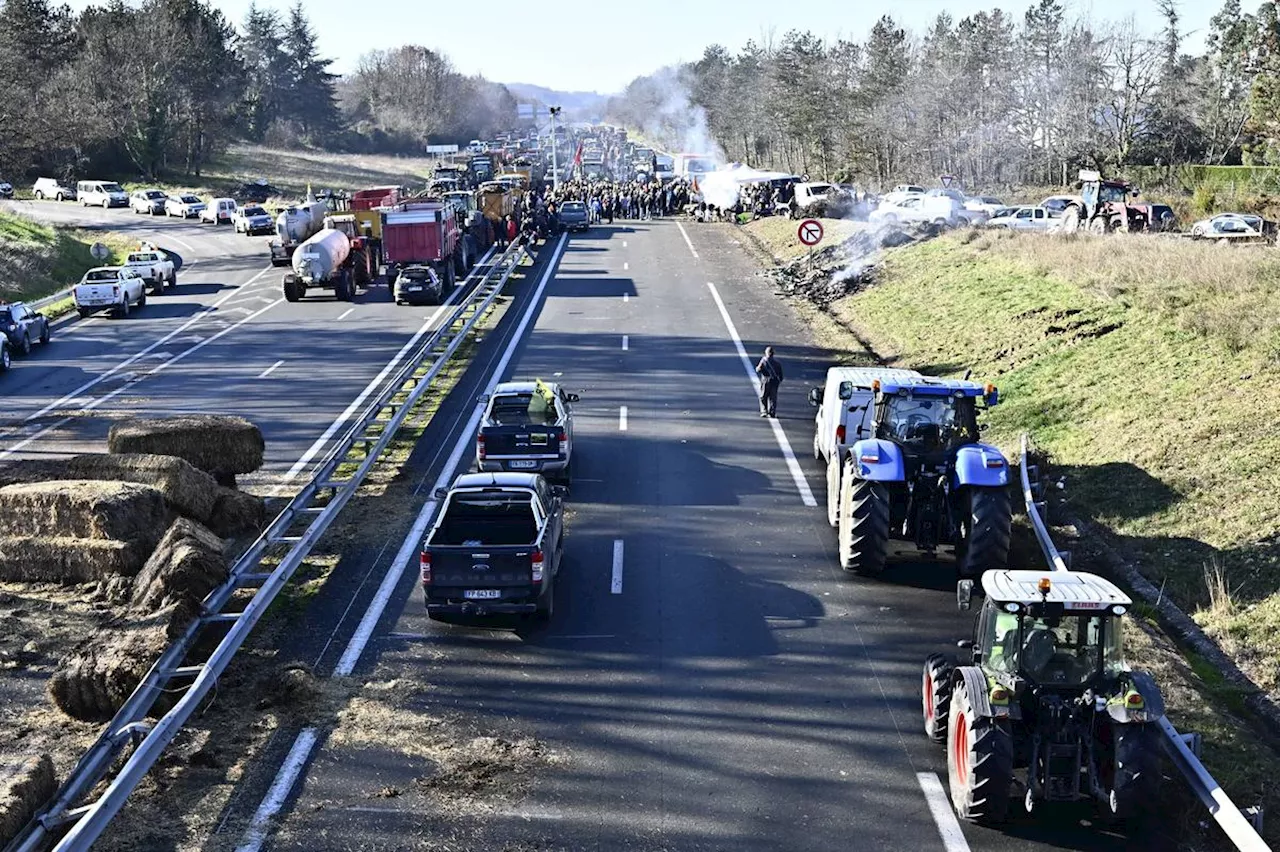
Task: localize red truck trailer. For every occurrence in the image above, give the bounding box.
[381,201,463,292]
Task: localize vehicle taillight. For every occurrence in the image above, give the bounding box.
[477,433,486,460]
[836,425,846,443]
[419,550,432,584]
[112,286,119,296]
[531,549,544,584]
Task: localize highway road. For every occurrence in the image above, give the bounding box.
[0,199,487,488]
[183,219,1178,852]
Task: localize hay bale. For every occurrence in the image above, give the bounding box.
[0,537,144,582]
[0,754,55,848]
[49,603,192,722]
[0,453,219,523]
[107,416,265,479]
[0,481,168,547]
[130,518,227,614]
[207,487,266,538]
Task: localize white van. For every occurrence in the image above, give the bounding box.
[32,177,76,201]
[199,197,236,224]
[77,180,128,208]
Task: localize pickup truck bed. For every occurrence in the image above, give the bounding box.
[477,382,577,483]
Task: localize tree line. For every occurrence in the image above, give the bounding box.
[0,0,518,182]
[606,0,1277,189]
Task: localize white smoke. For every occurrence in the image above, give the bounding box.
[621,65,725,165]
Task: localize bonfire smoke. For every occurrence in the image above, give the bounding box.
[622,66,725,164]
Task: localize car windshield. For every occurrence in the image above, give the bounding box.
[881,392,979,450]
[562,202,585,213]
[145,190,164,199]
[985,611,1123,686]
[1044,198,1068,211]
[981,197,1001,204]
[181,195,199,203]
[993,207,1015,218]
[243,206,265,216]
[103,183,123,192]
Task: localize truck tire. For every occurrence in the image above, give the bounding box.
[0,342,8,372]
[150,278,164,296]
[957,487,1012,578]
[19,333,30,356]
[534,586,555,622]
[168,271,177,289]
[839,464,890,575]
[947,676,1012,824]
[114,297,129,319]
[39,322,49,344]
[445,261,456,291]
[1060,206,1081,233]
[923,653,954,743]
[77,309,91,319]
[137,290,146,308]
[825,454,842,528]
[454,246,466,278]
[283,277,301,303]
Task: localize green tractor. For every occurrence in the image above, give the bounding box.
[922,569,1165,824]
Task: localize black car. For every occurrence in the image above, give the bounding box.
[236,182,281,204]
[393,265,443,306]
[0,302,50,355]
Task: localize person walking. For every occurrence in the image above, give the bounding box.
[755,346,784,417]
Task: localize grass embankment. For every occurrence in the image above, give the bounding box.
[0,210,135,306]
[784,225,1280,838]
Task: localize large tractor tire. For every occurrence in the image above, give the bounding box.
[1059,206,1081,233]
[922,654,954,743]
[957,487,1012,578]
[947,676,1013,824]
[283,277,301,302]
[1089,215,1111,235]
[838,461,890,575]
[1102,722,1161,822]
[826,454,842,528]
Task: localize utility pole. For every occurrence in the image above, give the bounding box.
[549,106,562,192]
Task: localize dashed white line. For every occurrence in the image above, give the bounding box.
[234,727,319,852]
[623,261,629,271]
[611,539,624,594]
[623,293,629,303]
[336,307,354,321]
[621,335,629,351]
[619,406,628,432]
[257,360,284,379]
[705,281,818,508]
[675,221,699,259]
[917,772,971,852]
[622,240,628,247]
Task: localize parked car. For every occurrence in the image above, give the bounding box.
[73,266,146,318]
[393,265,444,306]
[0,302,50,355]
[130,188,168,215]
[871,195,983,227]
[199,197,236,224]
[0,180,13,199]
[77,180,128,208]
[164,193,205,218]
[233,204,274,235]
[1040,194,1081,218]
[984,205,1055,231]
[559,201,589,232]
[964,196,1005,215]
[32,177,76,201]
[1189,212,1271,240]
[477,380,579,483]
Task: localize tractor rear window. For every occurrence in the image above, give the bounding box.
[881,394,978,449]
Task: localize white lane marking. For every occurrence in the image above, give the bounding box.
[619,406,628,432]
[336,308,354,321]
[165,234,197,254]
[257,360,284,379]
[18,263,274,427]
[675,221,699,259]
[623,293,629,303]
[917,773,971,852]
[622,241,627,247]
[621,335,629,351]
[333,233,568,678]
[705,281,818,507]
[611,540,624,594]
[234,727,319,852]
[1,299,282,460]
[623,261,629,271]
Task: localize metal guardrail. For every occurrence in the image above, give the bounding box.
[8,242,528,852]
[1019,433,1270,851]
[27,288,72,313]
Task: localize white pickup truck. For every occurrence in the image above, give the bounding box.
[74,266,147,319]
[123,249,176,295]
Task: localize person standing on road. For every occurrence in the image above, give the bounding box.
[755,346,784,418]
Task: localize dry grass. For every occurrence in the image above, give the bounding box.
[742,215,865,263]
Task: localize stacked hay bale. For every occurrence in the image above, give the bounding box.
[107,415,264,488]
[0,755,55,848]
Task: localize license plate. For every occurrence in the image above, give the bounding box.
[464,589,501,599]
[508,460,537,469]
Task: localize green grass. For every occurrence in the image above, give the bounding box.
[0,210,136,305]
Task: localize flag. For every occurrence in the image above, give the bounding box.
[573,142,583,167]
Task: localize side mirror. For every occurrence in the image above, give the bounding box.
[433,487,448,499]
[956,579,974,611]
[956,640,974,650]
[807,387,821,407]
[567,393,580,402]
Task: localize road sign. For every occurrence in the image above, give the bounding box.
[89,242,110,261]
[798,219,824,246]
[425,144,458,154]
[940,174,956,188]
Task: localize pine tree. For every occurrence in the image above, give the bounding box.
[239,2,289,139]
[281,1,341,143]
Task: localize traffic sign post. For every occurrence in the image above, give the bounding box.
[798,218,824,269]
[89,242,110,262]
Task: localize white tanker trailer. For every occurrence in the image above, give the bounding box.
[269,197,330,267]
[282,226,372,302]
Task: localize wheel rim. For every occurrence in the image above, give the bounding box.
[952,712,968,787]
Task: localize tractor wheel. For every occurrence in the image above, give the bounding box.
[1060,207,1081,233]
[957,487,1012,578]
[947,676,1013,824]
[1102,722,1161,823]
[1090,216,1111,235]
[454,246,466,278]
[825,454,842,527]
[922,654,954,743]
[838,463,890,575]
[283,278,301,303]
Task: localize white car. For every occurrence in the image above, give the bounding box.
[879,189,924,206]
[965,196,1006,215]
[233,204,274,235]
[165,193,206,218]
[985,206,1054,231]
[130,189,167,215]
[871,195,975,227]
[74,266,146,318]
[31,177,76,201]
[1189,213,1266,239]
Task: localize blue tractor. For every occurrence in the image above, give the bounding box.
[829,372,1011,577]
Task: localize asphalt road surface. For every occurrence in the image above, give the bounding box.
[196,220,1179,852]
[0,199,487,487]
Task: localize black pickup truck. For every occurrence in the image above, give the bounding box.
[421,472,566,620]
[476,380,578,484]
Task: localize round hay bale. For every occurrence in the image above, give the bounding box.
[0,537,144,583]
[49,602,193,722]
[0,480,168,548]
[130,518,227,614]
[0,453,219,523]
[207,487,266,538]
[0,754,56,848]
[107,416,265,478]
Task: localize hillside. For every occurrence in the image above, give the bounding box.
[504,82,609,117]
[0,211,135,304]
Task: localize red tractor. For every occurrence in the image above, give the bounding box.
[1058,170,1170,234]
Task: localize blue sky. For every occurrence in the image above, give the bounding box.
[70,0,1220,93]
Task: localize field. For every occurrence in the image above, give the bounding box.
[0,211,136,303]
